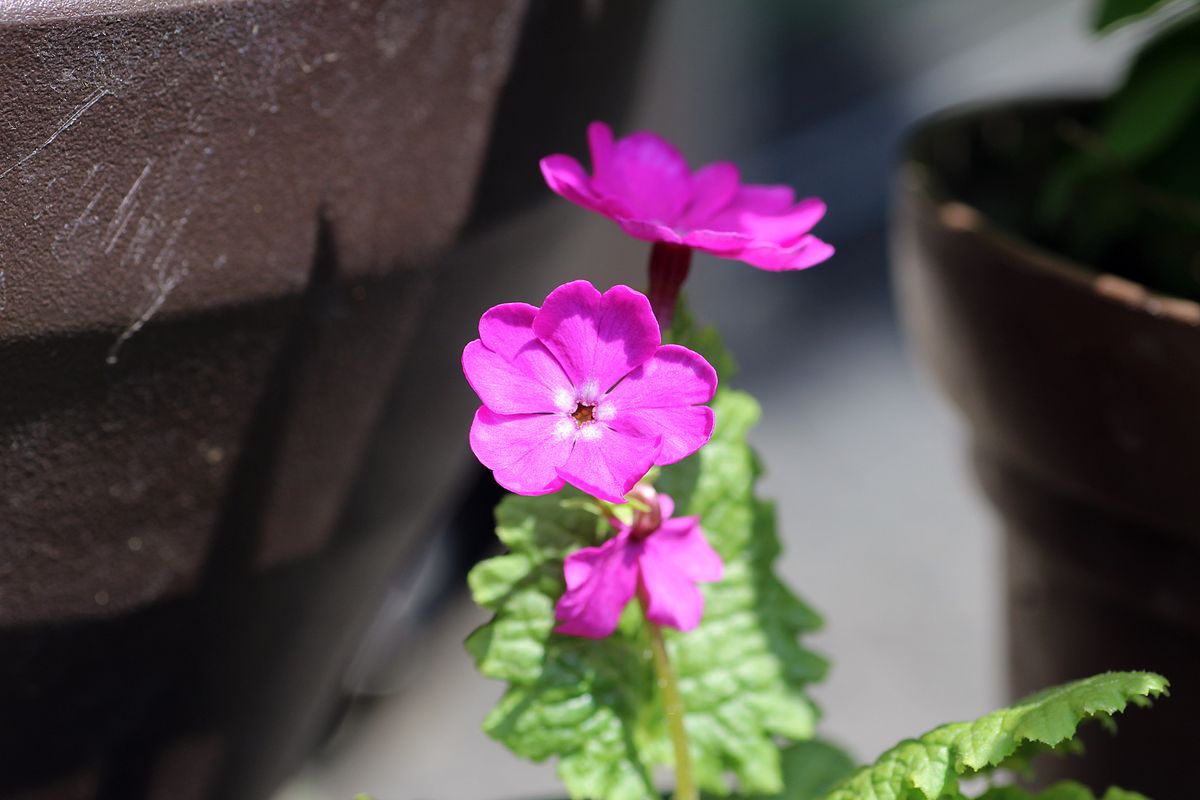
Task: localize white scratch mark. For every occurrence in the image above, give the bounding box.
[149,214,189,276]
[0,270,6,313]
[106,214,190,365]
[52,162,107,274]
[55,186,106,271]
[104,276,178,366]
[83,188,105,220]
[66,188,105,238]
[0,88,109,181]
[104,159,154,253]
[122,214,157,269]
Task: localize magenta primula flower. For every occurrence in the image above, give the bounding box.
[463,280,717,504]
[541,122,834,272]
[554,492,724,638]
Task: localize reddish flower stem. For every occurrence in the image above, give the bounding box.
[647,242,693,330]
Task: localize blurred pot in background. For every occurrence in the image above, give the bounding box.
[892,2,1200,795]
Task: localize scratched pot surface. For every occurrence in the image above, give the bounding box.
[0,0,526,798]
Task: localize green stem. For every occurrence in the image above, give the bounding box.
[646,616,697,800]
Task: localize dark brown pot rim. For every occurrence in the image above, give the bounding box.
[900,96,1200,329]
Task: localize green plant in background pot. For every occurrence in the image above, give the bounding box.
[1035,0,1200,299]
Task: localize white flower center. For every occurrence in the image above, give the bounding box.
[553,378,617,442]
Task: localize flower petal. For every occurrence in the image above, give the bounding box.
[595,130,691,224]
[463,340,570,415]
[637,548,707,632]
[587,120,615,176]
[721,184,796,217]
[638,519,723,632]
[605,345,717,409]
[738,197,827,247]
[472,303,574,412]
[681,161,740,227]
[556,425,661,504]
[609,405,714,465]
[539,154,606,213]
[613,217,684,246]
[478,303,538,359]
[533,281,660,394]
[554,531,640,638]
[679,228,751,254]
[469,407,569,496]
[737,234,836,272]
[656,492,676,521]
[646,518,724,582]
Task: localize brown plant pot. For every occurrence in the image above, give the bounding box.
[0,1,527,798]
[892,100,1200,797]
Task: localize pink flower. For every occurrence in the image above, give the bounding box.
[554,493,724,638]
[463,280,717,504]
[540,122,834,272]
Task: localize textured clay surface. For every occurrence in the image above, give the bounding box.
[0,0,524,618]
[0,0,525,340]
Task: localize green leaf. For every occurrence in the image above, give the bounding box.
[929,672,1167,773]
[667,293,738,380]
[466,383,826,799]
[820,672,1168,800]
[976,782,1149,800]
[482,634,662,800]
[1104,12,1200,160]
[1093,0,1184,32]
[741,740,857,800]
[465,489,664,800]
[545,739,858,800]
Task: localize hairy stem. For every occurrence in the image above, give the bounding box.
[646,614,697,800]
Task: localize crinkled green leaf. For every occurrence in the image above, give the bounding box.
[820,672,1167,800]
[465,488,663,800]
[544,739,858,800]
[930,672,1168,773]
[1093,0,1183,32]
[977,782,1149,800]
[482,631,661,800]
[466,348,825,799]
[828,739,959,800]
